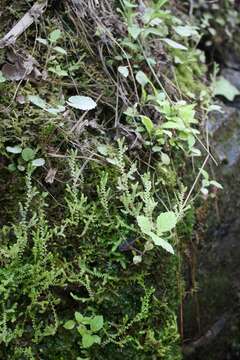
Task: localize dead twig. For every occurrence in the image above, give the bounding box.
[0,1,48,49]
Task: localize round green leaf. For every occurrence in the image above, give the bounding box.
[63,320,75,330]
[67,96,97,111]
[21,148,35,162]
[157,211,177,233]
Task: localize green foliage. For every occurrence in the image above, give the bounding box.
[0,0,220,359]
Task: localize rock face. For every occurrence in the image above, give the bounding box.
[184,74,240,359]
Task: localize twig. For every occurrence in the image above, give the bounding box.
[0,1,48,48]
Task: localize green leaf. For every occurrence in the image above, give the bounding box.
[141,116,154,135]
[67,96,97,111]
[133,255,142,264]
[210,180,223,189]
[21,148,35,162]
[173,26,198,37]
[49,29,62,43]
[149,232,174,254]
[91,335,101,344]
[157,211,177,233]
[90,315,104,332]
[136,71,149,87]
[128,25,142,39]
[75,312,84,323]
[6,145,22,154]
[214,76,239,101]
[118,66,129,78]
[48,65,68,77]
[162,38,187,50]
[36,37,48,46]
[0,71,6,83]
[32,158,45,167]
[8,163,17,172]
[122,0,137,8]
[28,95,47,109]
[53,46,67,55]
[77,324,87,336]
[137,216,152,235]
[161,152,170,165]
[82,334,95,348]
[64,320,75,330]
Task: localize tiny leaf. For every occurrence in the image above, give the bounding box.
[53,46,67,55]
[136,71,149,87]
[21,148,35,162]
[128,25,142,39]
[90,315,104,332]
[67,96,97,111]
[118,66,129,78]
[75,312,84,323]
[28,95,47,109]
[6,145,22,154]
[133,255,142,264]
[32,158,45,167]
[149,232,174,254]
[162,38,187,50]
[64,320,75,330]
[137,216,152,235]
[141,116,154,135]
[82,334,95,348]
[49,29,62,43]
[157,211,177,233]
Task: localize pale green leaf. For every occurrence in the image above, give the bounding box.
[82,334,95,348]
[157,211,177,233]
[67,96,97,110]
[90,315,104,332]
[173,26,198,37]
[133,255,142,264]
[149,232,174,254]
[36,37,48,46]
[0,71,6,83]
[64,320,75,330]
[137,216,152,234]
[28,95,47,109]
[162,38,187,50]
[128,25,142,39]
[53,46,67,55]
[214,76,239,101]
[136,71,149,87]
[210,180,223,189]
[6,145,22,154]
[161,152,170,165]
[32,158,45,167]
[49,29,62,43]
[118,66,129,78]
[75,312,84,323]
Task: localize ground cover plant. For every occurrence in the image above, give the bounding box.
[0,0,222,359]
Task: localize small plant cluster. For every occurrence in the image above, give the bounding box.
[0,0,221,359]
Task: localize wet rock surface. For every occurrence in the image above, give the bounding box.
[184,71,240,359]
